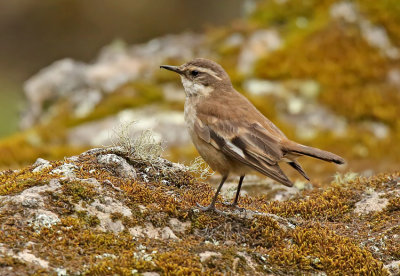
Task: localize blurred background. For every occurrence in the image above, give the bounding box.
[0,0,245,137]
[0,0,399,188]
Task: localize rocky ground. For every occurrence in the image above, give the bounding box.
[0,146,399,275]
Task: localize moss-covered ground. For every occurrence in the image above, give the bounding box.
[0,148,398,275]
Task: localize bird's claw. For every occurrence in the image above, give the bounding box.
[222,201,245,212]
[196,202,215,212]
[196,203,226,215]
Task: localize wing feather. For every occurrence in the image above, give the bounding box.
[194,118,293,187]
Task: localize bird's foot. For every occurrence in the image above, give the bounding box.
[196,203,225,215]
[222,201,245,212]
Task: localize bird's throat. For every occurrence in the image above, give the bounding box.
[181,77,214,97]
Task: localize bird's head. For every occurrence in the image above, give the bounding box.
[160,58,232,97]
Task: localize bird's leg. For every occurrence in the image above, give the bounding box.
[197,175,228,212]
[223,175,245,210]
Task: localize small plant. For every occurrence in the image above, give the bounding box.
[333,172,359,185]
[110,120,213,180]
[110,121,163,160]
[186,156,214,180]
[110,121,136,156]
[132,129,163,162]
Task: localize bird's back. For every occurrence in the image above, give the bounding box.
[196,88,288,141]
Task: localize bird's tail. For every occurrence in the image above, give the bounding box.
[283,141,345,165]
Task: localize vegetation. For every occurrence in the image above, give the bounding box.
[0,146,398,274]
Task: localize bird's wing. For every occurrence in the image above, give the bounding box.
[194,112,293,187]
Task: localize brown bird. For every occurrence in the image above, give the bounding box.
[161,58,345,212]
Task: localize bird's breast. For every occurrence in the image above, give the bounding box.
[184,97,200,133]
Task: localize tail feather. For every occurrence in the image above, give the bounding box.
[284,141,345,165]
[288,161,310,180]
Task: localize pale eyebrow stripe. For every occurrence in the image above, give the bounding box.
[188,66,222,80]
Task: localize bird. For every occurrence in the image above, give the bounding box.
[160,58,345,212]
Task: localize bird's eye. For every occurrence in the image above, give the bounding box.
[191,70,199,77]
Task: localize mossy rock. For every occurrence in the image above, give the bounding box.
[0,148,398,275]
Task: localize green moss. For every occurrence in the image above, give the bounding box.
[75,211,100,227]
[60,179,97,203]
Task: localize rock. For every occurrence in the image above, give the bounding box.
[93,196,132,217]
[330,1,399,59]
[298,80,320,99]
[141,272,160,276]
[384,260,400,276]
[360,19,399,59]
[21,59,88,129]
[73,89,103,118]
[363,121,389,140]
[238,29,282,74]
[21,33,204,129]
[8,179,61,209]
[129,223,160,239]
[160,227,179,240]
[281,104,347,140]
[28,210,60,231]
[354,191,389,215]
[387,68,400,88]
[169,218,191,233]
[17,249,49,269]
[129,226,145,239]
[199,251,222,262]
[243,79,284,96]
[236,252,257,273]
[130,224,179,240]
[287,96,305,114]
[32,158,52,173]
[55,267,68,276]
[51,163,78,178]
[330,1,358,23]
[75,196,132,233]
[3,1,399,273]
[217,174,305,202]
[97,154,137,179]
[223,33,245,48]
[95,253,117,260]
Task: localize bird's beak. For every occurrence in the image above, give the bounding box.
[160,65,183,74]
